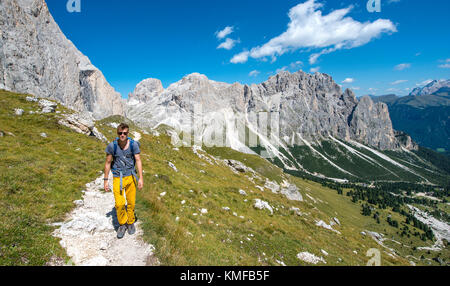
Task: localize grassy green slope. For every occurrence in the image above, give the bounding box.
[0,91,105,265]
[205,147,448,266]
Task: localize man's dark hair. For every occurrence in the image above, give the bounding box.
[117,123,129,133]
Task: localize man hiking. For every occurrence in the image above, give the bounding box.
[104,123,144,239]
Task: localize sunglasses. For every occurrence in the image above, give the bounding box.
[118,132,128,135]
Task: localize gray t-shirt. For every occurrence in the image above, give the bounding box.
[105,140,141,177]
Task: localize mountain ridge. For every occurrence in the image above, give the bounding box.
[409,79,450,97]
[126,70,416,153]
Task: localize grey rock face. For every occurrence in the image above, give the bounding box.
[349,96,396,150]
[0,0,124,120]
[126,70,414,151]
[410,80,450,96]
[244,71,358,146]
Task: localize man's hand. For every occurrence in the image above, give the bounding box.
[138,178,144,190]
[104,180,111,192]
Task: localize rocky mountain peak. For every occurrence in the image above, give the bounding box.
[0,0,124,119]
[128,78,164,105]
[410,79,450,96]
[183,72,209,81]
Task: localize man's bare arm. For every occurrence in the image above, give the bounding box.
[104,154,113,192]
[135,154,144,190]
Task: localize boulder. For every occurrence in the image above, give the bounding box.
[14,108,24,116]
[280,183,303,202]
[39,99,57,113]
[254,199,273,215]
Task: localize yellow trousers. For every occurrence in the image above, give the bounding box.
[113,175,137,226]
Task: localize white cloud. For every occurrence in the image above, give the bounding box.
[391,79,408,85]
[394,63,411,71]
[217,38,239,50]
[290,60,303,69]
[310,67,320,73]
[249,70,260,77]
[230,51,250,64]
[276,61,304,74]
[230,0,396,64]
[416,79,433,86]
[351,86,360,90]
[416,79,433,87]
[342,78,354,84]
[276,66,288,73]
[437,59,450,68]
[309,53,321,65]
[216,26,234,40]
[386,88,398,92]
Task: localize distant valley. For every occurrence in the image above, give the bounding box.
[371,80,450,155]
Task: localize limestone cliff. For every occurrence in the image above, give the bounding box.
[0,0,124,119]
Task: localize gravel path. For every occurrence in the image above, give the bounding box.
[51,174,159,266]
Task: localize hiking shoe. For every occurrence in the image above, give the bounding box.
[117,225,127,239]
[127,223,136,235]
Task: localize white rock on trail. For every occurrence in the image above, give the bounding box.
[51,174,159,266]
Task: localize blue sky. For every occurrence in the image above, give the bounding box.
[47,0,450,98]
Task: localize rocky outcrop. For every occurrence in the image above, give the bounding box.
[0,0,124,120]
[58,112,108,143]
[349,96,397,150]
[394,131,419,151]
[126,70,415,151]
